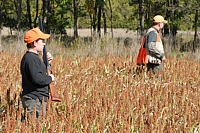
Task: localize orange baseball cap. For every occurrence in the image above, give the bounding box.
[153,15,168,24]
[24,28,50,44]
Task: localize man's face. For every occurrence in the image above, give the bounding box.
[159,22,164,29]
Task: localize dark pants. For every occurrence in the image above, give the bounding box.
[22,95,47,118]
[147,63,162,74]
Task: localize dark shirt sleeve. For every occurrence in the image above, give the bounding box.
[28,57,52,86]
[147,31,164,59]
[147,31,157,43]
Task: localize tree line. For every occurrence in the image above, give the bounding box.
[0,0,199,49]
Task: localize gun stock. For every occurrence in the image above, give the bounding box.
[49,83,61,102]
[39,18,61,102]
[47,69,61,102]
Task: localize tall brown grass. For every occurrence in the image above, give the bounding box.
[0,37,200,132]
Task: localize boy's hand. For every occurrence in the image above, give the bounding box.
[47,52,53,63]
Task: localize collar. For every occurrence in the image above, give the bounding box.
[152,26,159,33]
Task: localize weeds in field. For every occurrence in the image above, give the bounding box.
[0,40,200,132]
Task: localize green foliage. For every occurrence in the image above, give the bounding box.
[84,0,95,15]
[0,0,200,33]
[48,0,73,33]
[109,0,138,29]
[1,0,17,29]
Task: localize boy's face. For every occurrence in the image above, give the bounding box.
[35,39,45,52]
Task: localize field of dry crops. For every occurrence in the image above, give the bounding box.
[0,47,200,132]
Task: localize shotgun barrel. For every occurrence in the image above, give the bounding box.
[39,18,61,102]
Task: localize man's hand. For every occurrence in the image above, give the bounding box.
[162,56,166,62]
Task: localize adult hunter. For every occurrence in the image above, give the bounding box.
[146,15,167,74]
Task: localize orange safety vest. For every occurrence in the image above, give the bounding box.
[147,30,163,64]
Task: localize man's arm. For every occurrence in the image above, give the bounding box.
[147,31,164,60]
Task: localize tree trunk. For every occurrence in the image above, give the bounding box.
[33,0,39,27]
[170,0,178,50]
[26,0,32,29]
[146,1,150,30]
[139,0,144,36]
[164,9,170,36]
[93,1,97,37]
[193,10,198,52]
[102,5,106,35]
[42,0,49,32]
[73,0,78,39]
[0,4,2,51]
[97,2,102,38]
[17,0,22,30]
[16,0,22,45]
[108,0,113,39]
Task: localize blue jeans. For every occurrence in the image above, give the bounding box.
[22,95,47,118]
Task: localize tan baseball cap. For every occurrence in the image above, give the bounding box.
[24,28,50,44]
[153,15,168,24]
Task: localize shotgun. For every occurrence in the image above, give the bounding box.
[39,18,61,102]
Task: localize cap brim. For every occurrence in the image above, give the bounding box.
[39,34,50,40]
[163,20,168,24]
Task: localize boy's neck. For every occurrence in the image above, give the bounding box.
[28,49,38,54]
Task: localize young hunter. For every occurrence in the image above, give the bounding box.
[20,28,54,118]
[146,15,167,74]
